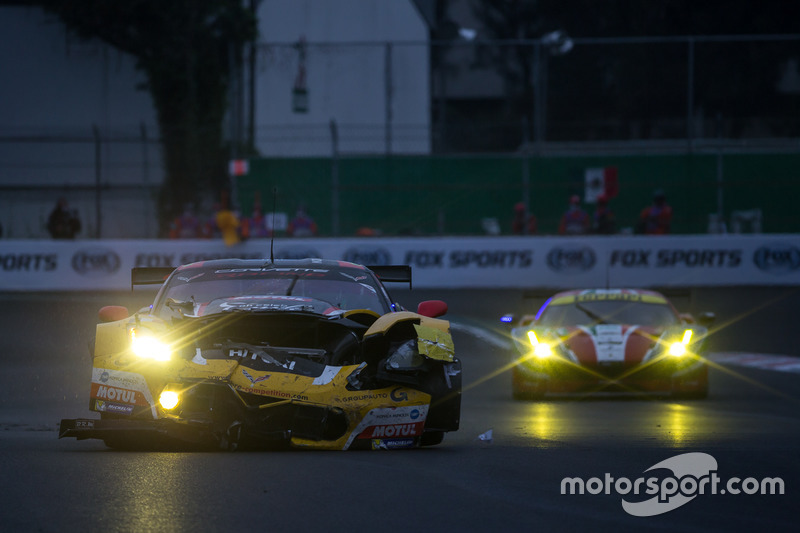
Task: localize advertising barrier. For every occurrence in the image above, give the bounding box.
[1,235,799,291]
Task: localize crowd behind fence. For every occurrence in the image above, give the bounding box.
[2,35,800,238]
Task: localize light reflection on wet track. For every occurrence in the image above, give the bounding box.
[0,291,798,532]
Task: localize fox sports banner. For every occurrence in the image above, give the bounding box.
[1,235,799,291]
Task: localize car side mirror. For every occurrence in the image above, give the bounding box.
[417,300,448,318]
[98,305,129,323]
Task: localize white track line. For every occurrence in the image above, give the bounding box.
[709,352,800,374]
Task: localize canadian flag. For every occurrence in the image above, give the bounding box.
[584,166,618,203]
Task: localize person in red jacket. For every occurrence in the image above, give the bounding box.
[287,205,318,237]
[511,202,538,235]
[637,189,672,234]
[558,195,590,235]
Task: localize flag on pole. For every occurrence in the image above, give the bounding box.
[584,166,618,203]
[229,159,249,177]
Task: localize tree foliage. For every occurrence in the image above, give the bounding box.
[34,0,257,234]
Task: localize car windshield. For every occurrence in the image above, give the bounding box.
[154,266,390,318]
[537,299,679,328]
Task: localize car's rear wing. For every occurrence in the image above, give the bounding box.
[131,267,176,290]
[367,265,412,289]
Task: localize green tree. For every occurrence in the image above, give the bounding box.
[35,0,257,234]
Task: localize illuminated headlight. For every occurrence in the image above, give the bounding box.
[130,329,171,361]
[668,329,693,357]
[527,331,553,359]
[159,390,180,410]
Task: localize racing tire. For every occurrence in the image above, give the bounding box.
[420,431,444,447]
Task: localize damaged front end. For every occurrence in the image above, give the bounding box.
[60,307,461,451]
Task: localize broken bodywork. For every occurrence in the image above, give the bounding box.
[59,260,461,450]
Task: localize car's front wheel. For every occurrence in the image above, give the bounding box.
[420,431,444,447]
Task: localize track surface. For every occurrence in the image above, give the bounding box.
[0,289,798,532]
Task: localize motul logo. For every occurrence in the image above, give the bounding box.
[370,422,423,438]
[96,385,136,404]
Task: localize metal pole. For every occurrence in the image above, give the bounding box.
[532,40,543,146]
[716,150,724,227]
[330,119,340,236]
[521,118,530,234]
[92,124,101,239]
[385,42,393,155]
[140,122,151,238]
[716,113,724,230]
[438,42,447,152]
[687,37,695,147]
[247,0,258,150]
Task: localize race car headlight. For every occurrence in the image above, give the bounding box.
[159,390,180,410]
[527,331,553,359]
[130,329,171,361]
[668,329,693,357]
[386,339,424,370]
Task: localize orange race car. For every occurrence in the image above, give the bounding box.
[506,288,714,399]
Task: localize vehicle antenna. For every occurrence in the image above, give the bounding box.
[270,187,277,263]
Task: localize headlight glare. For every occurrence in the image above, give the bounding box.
[668,342,687,357]
[668,329,693,357]
[159,390,180,410]
[130,329,171,361]
[533,343,553,359]
[527,331,553,359]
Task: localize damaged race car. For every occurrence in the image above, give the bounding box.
[507,288,714,400]
[60,259,461,450]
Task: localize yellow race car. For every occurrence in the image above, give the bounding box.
[60,259,461,450]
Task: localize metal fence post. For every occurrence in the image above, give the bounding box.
[140,122,151,238]
[385,42,393,155]
[92,124,102,239]
[687,37,695,147]
[330,119,340,236]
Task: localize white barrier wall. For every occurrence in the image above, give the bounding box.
[1,235,799,291]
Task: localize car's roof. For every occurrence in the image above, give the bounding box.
[548,288,670,305]
[175,258,368,272]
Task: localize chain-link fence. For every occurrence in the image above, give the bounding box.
[3,35,800,238]
[0,126,162,239]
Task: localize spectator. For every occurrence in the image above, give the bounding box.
[215,198,241,246]
[636,189,672,234]
[169,204,202,239]
[288,205,318,237]
[241,204,271,239]
[511,202,538,235]
[47,197,81,239]
[592,194,616,234]
[202,203,222,239]
[558,195,590,235]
